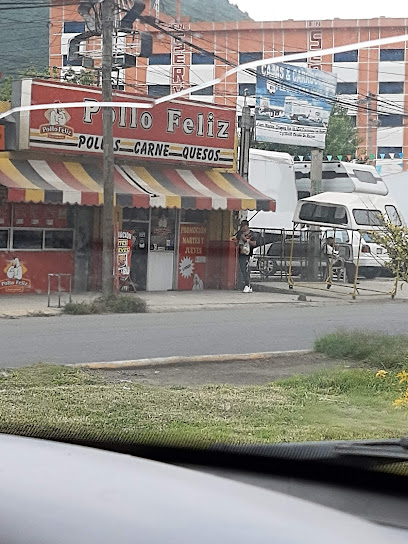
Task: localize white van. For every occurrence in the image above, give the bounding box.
[293,191,404,277]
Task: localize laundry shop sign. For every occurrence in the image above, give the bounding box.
[18,79,237,169]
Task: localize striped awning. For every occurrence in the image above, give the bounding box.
[0,158,275,212]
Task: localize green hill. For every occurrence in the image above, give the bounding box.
[159,0,251,21]
[0,4,49,80]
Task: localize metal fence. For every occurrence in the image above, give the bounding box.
[249,227,342,282]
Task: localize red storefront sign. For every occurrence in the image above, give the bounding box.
[178,223,207,290]
[20,80,236,169]
[0,252,74,293]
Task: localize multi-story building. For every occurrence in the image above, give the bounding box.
[49,7,408,171]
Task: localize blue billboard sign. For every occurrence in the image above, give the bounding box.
[255,63,337,148]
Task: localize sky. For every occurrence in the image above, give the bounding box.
[232,0,408,21]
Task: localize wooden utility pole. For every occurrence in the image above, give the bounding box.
[239,101,252,181]
[101,0,115,295]
[308,148,324,281]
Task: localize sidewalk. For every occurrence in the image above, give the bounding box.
[252,276,408,301]
[0,288,316,318]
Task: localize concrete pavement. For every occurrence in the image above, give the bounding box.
[1,300,408,367]
[0,278,403,319]
[0,289,312,319]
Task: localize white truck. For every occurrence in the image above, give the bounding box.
[247,149,403,279]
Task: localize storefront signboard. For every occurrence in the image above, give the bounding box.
[17,80,237,169]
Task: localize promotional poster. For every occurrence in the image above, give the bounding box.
[178,223,207,290]
[255,63,337,148]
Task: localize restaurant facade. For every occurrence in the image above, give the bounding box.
[0,79,275,294]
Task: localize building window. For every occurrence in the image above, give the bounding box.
[192,52,214,65]
[0,229,8,249]
[377,146,403,158]
[148,84,171,97]
[44,230,74,250]
[63,55,82,67]
[191,85,214,96]
[283,51,307,63]
[380,49,405,62]
[238,83,256,96]
[239,52,263,64]
[12,230,43,250]
[336,82,358,94]
[378,114,403,127]
[334,50,358,62]
[379,82,404,94]
[149,53,171,65]
[63,21,86,33]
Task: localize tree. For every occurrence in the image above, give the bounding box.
[0,66,99,102]
[252,104,359,159]
[371,221,408,283]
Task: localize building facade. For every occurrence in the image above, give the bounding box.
[48,12,408,173]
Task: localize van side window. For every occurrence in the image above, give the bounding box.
[385,205,402,226]
[353,170,377,184]
[299,203,348,225]
[353,209,383,226]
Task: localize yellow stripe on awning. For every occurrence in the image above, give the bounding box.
[131,166,178,197]
[0,159,39,190]
[64,161,103,194]
[206,169,256,209]
[25,188,45,203]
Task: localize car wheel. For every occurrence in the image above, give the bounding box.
[361,268,381,279]
[258,257,276,278]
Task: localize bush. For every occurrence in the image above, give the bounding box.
[63,294,147,315]
[315,330,408,370]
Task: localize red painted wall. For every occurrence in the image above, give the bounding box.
[0,251,74,294]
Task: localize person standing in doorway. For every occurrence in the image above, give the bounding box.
[233,220,256,292]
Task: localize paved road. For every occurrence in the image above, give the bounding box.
[1,300,408,368]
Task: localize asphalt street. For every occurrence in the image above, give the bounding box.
[1,300,408,367]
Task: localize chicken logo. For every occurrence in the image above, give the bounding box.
[40,103,74,139]
[1,258,31,292]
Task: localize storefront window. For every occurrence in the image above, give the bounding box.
[150,209,176,251]
[123,208,150,223]
[12,230,43,250]
[44,230,74,249]
[180,210,207,223]
[0,229,8,249]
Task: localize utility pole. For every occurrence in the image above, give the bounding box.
[239,95,252,181]
[367,91,376,164]
[308,147,324,281]
[101,0,115,295]
[310,148,323,196]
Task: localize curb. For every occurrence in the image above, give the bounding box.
[71,349,313,370]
